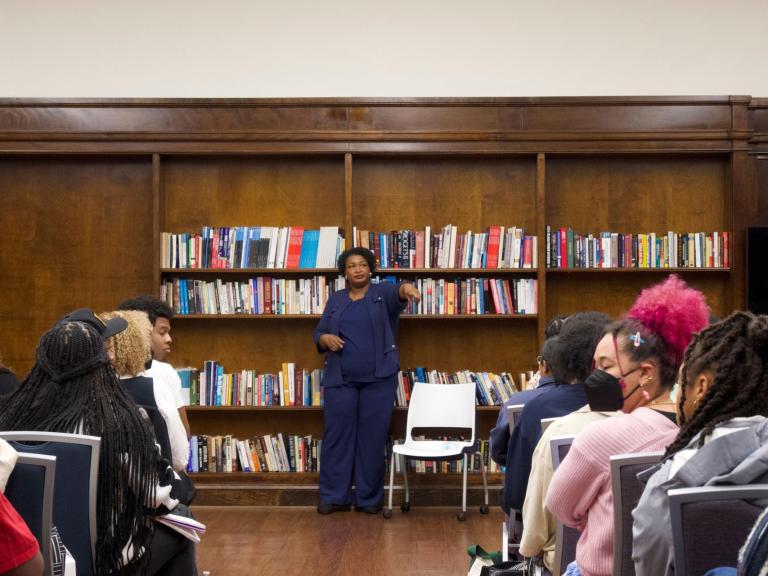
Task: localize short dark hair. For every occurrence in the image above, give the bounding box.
[545,314,571,339]
[539,336,559,366]
[117,295,175,325]
[550,311,612,384]
[337,247,376,276]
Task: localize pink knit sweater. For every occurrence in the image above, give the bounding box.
[546,408,678,576]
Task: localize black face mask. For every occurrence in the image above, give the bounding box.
[584,367,642,412]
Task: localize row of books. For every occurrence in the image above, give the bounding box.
[395,369,521,408]
[160,276,345,316]
[188,433,321,473]
[161,276,537,317]
[545,228,731,269]
[178,363,532,408]
[179,363,323,407]
[161,226,345,269]
[395,277,537,315]
[352,225,538,269]
[186,432,498,475]
[389,438,500,474]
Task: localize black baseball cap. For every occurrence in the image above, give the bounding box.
[61,308,128,339]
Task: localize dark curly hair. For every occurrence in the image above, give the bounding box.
[550,312,612,384]
[664,311,768,458]
[117,294,175,325]
[337,247,376,276]
[545,314,571,339]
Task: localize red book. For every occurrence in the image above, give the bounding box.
[285,227,305,269]
[523,236,533,268]
[264,278,273,314]
[415,231,425,268]
[560,227,568,269]
[486,226,501,268]
[212,229,220,269]
[723,231,730,268]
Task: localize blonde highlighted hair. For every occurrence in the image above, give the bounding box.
[99,310,152,376]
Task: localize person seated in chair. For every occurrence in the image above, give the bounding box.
[0,309,197,575]
[100,310,188,472]
[632,311,768,576]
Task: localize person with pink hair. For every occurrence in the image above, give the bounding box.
[546,275,710,576]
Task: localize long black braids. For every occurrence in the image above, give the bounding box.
[664,311,768,458]
[0,321,159,574]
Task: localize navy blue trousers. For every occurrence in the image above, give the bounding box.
[319,375,397,507]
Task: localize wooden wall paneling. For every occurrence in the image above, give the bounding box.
[396,320,539,377]
[545,156,729,234]
[350,156,537,231]
[161,156,346,231]
[344,153,353,238]
[545,272,731,321]
[152,153,162,292]
[169,318,325,375]
[536,153,547,346]
[0,155,155,376]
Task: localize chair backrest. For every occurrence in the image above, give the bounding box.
[406,382,477,444]
[550,435,579,575]
[669,484,768,576]
[541,417,558,434]
[609,451,664,576]
[550,435,575,471]
[506,404,525,434]
[5,452,56,576]
[0,432,100,576]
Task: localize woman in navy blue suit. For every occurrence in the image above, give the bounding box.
[314,247,421,514]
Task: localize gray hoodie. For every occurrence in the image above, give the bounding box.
[632,416,768,576]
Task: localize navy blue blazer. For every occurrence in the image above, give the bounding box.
[314,281,407,387]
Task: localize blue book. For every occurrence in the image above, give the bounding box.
[215,365,224,406]
[299,230,320,268]
[189,436,199,472]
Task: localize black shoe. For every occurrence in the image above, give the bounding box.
[317,503,351,515]
[354,505,382,514]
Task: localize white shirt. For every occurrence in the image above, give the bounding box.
[122,374,189,471]
[145,359,186,408]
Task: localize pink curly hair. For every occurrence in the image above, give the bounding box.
[626,274,709,363]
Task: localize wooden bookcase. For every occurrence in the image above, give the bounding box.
[1,96,765,506]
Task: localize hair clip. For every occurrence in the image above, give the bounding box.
[629,331,645,347]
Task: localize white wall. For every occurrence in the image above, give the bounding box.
[1,0,766,98]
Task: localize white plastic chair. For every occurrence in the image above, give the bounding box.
[383,382,489,521]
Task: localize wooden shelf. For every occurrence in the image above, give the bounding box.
[161,267,537,275]
[186,405,502,412]
[173,313,535,320]
[190,471,502,484]
[546,267,731,274]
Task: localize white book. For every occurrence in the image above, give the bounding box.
[424,225,432,268]
[318,226,339,268]
[448,225,458,268]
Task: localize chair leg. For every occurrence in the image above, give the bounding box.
[479,451,489,514]
[502,517,509,562]
[384,448,396,519]
[457,453,468,521]
[401,455,410,511]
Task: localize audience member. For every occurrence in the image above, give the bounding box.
[100,310,189,472]
[502,312,611,514]
[0,309,196,574]
[547,275,709,576]
[632,311,768,576]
